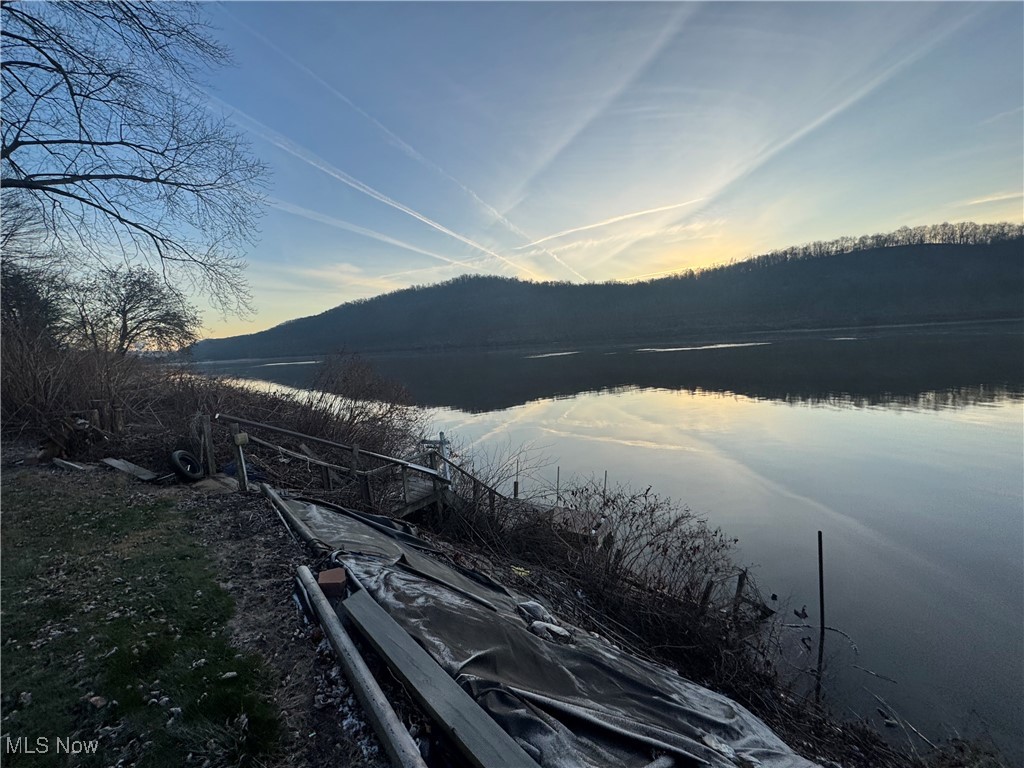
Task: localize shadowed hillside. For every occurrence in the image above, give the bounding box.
[193,225,1024,360]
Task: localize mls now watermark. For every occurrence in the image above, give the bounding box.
[4,736,100,755]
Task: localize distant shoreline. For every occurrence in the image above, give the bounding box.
[193,315,1023,366]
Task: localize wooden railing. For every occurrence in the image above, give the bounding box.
[432,453,509,515]
[212,413,549,521]
[213,413,448,507]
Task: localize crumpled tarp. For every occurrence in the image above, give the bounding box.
[287,496,820,768]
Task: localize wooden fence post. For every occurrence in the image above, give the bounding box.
[731,568,747,624]
[92,400,110,430]
[351,444,361,475]
[111,406,124,433]
[230,422,249,492]
[201,414,216,476]
[351,444,371,505]
[697,579,715,619]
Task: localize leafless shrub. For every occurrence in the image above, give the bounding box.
[423,464,776,682]
[295,353,424,458]
[1,320,145,434]
[1,345,424,487]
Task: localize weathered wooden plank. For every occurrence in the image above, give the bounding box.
[341,589,538,768]
[405,476,435,498]
[100,457,159,482]
[392,492,440,520]
[53,458,90,471]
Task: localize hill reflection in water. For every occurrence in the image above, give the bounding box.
[196,325,1024,413]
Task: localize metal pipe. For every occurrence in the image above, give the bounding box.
[247,434,356,475]
[815,530,826,704]
[260,483,329,553]
[215,413,443,477]
[296,566,427,768]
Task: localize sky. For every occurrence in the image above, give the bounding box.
[201,1,1024,337]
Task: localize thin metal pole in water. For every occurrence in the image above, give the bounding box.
[555,466,560,506]
[815,530,826,704]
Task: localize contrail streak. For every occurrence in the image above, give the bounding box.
[583,8,982,277]
[204,93,540,278]
[220,6,583,279]
[517,198,704,249]
[502,5,697,216]
[966,191,1023,205]
[267,197,482,271]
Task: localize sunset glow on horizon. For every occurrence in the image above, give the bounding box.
[203,2,1023,338]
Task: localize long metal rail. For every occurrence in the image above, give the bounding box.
[215,413,444,478]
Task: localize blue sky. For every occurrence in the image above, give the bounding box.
[203,2,1023,336]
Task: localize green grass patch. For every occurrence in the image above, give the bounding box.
[1,470,280,766]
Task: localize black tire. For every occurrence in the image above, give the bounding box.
[170,449,204,482]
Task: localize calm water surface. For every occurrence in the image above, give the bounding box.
[196,325,1024,758]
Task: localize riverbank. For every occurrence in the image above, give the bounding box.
[2,454,1010,768]
[1,363,1015,767]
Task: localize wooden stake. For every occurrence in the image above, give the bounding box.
[230,422,249,492]
[697,579,715,618]
[731,568,747,624]
[111,405,124,433]
[92,400,110,430]
[201,414,216,476]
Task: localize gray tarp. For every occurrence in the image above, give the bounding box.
[287,496,820,768]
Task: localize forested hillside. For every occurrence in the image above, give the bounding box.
[192,224,1024,359]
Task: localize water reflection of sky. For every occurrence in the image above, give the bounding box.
[427,387,1023,757]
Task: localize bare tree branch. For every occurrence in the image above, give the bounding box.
[1,0,267,316]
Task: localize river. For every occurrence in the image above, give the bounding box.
[195,321,1024,760]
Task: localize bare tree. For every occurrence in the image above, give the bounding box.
[63,265,202,355]
[0,258,65,334]
[1,1,267,315]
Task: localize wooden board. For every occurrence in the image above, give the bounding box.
[52,458,92,471]
[341,589,538,768]
[100,457,159,482]
[393,475,441,518]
